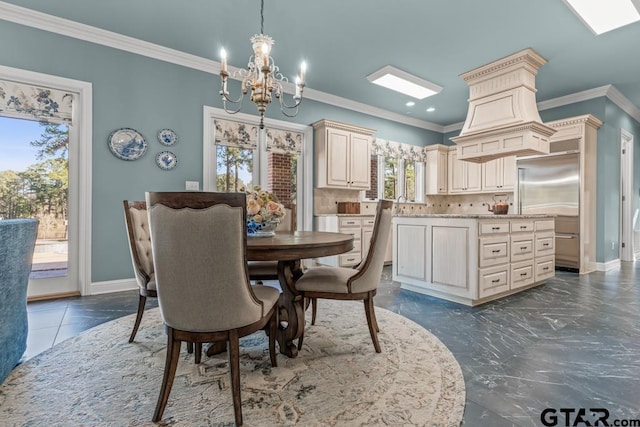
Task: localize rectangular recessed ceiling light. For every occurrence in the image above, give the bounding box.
[563,0,640,35]
[367,65,442,99]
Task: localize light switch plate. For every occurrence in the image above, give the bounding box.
[185,181,199,191]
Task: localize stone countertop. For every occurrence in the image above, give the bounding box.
[394,213,555,219]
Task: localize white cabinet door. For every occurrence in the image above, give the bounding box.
[448,149,481,193]
[448,150,466,193]
[425,147,448,195]
[482,158,501,191]
[429,225,471,297]
[349,133,371,189]
[395,224,427,281]
[501,155,517,190]
[326,128,350,188]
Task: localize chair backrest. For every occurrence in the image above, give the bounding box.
[277,204,296,233]
[123,200,153,287]
[146,192,265,331]
[348,200,394,293]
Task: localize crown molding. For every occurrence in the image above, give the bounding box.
[0,1,444,133]
[2,1,638,132]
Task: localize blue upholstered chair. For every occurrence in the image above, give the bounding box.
[0,219,38,383]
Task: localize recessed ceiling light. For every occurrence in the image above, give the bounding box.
[426,107,436,112]
[406,101,415,107]
[562,0,640,34]
[367,65,442,99]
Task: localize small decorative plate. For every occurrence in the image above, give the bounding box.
[108,128,147,161]
[157,128,178,146]
[156,151,178,170]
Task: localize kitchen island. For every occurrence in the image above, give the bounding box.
[393,214,555,306]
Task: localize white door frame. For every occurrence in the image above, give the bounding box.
[620,128,634,261]
[0,65,92,296]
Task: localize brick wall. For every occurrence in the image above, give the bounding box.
[267,152,295,206]
[365,157,378,199]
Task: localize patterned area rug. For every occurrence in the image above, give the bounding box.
[0,300,465,426]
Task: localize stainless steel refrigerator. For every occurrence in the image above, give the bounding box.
[517,152,580,271]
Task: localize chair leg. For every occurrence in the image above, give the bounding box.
[269,310,278,367]
[153,328,182,422]
[311,298,318,325]
[297,331,304,351]
[364,293,381,353]
[128,294,147,343]
[228,330,243,426]
[186,341,193,354]
[370,300,380,333]
[194,342,202,364]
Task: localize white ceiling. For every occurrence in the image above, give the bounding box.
[3,0,640,129]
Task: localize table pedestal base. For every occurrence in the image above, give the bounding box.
[276,259,304,358]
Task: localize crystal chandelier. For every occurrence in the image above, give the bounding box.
[219,0,306,129]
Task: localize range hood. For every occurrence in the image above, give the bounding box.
[450,48,556,163]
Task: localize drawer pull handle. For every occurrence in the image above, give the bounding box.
[491,279,500,283]
[543,243,550,247]
[543,267,550,271]
[491,227,501,230]
[347,258,356,262]
[491,249,501,253]
[520,246,528,250]
[520,272,528,277]
[520,225,527,229]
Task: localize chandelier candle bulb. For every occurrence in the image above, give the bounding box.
[220,48,227,73]
[300,61,306,84]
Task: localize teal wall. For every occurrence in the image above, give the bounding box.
[1,20,438,282]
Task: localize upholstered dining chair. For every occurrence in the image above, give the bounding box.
[248,204,296,283]
[123,200,200,359]
[294,199,393,353]
[146,191,279,426]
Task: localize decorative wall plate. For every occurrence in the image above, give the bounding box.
[157,128,178,146]
[156,151,178,170]
[108,128,147,161]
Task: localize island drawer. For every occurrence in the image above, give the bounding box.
[362,217,376,229]
[535,231,555,256]
[510,220,535,233]
[510,261,534,290]
[479,221,510,235]
[510,234,534,262]
[535,255,555,282]
[535,219,555,231]
[479,236,510,267]
[479,265,510,298]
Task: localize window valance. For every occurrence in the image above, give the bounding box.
[0,79,73,124]
[265,128,303,155]
[213,119,258,149]
[372,138,426,162]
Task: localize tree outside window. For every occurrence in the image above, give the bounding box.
[383,157,398,200]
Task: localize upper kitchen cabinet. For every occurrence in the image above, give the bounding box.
[425,144,448,195]
[482,156,517,192]
[313,120,375,190]
[448,147,481,193]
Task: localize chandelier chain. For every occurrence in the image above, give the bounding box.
[260,0,264,34]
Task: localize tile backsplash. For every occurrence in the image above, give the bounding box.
[314,188,515,215]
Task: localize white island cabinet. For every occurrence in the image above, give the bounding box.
[393,214,555,306]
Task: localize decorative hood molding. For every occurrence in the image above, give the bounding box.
[451,48,556,163]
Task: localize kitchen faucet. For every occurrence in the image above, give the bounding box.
[395,195,406,215]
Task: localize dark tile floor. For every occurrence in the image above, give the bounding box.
[25,263,640,426]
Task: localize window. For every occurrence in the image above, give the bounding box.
[369,139,425,202]
[204,108,312,230]
[383,157,398,200]
[215,146,254,192]
[403,159,416,202]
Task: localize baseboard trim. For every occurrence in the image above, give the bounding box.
[595,259,621,271]
[27,291,80,302]
[90,278,138,295]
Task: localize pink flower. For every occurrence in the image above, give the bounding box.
[247,199,261,215]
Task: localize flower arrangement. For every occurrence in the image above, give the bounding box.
[246,187,286,235]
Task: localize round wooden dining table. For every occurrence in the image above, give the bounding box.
[247,231,354,358]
